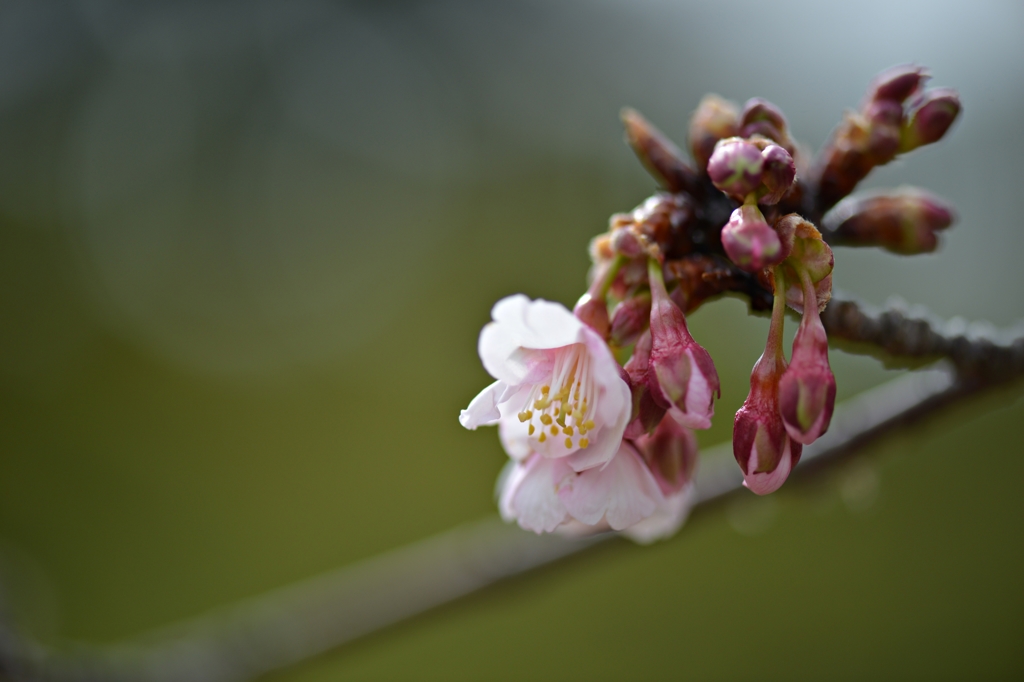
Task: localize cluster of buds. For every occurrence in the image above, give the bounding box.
[463,65,961,537]
[812,64,961,213]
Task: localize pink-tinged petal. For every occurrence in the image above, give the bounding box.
[559,444,661,530]
[666,348,715,429]
[621,483,695,544]
[742,439,799,495]
[582,326,633,431]
[500,455,572,533]
[459,380,506,429]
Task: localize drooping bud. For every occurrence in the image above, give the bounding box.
[899,88,961,152]
[739,98,791,149]
[778,269,836,444]
[821,188,956,254]
[646,260,720,430]
[689,94,740,174]
[707,137,764,200]
[609,290,652,348]
[634,416,698,496]
[622,108,701,195]
[721,204,784,272]
[622,330,667,439]
[866,64,927,104]
[759,144,797,204]
[733,269,802,495]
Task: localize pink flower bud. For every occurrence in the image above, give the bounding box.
[739,98,790,148]
[634,416,698,496]
[900,88,961,152]
[733,280,802,495]
[574,292,610,338]
[822,188,956,254]
[866,64,927,104]
[733,351,803,496]
[778,273,836,444]
[622,330,667,439]
[721,204,784,272]
[647,261,720,430]
[759,144,796,205]
[609,291,652,348]
[689,94,740,174]
[707,137,764,200]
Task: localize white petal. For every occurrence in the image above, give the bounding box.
[560,443,660,530]
[501,456,571,533]
[491,295,585,350]
[621,483,695,544]
[459,380,506,429]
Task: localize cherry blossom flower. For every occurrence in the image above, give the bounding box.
[460,294,631,472]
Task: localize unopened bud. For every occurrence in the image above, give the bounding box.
[589,233,615,264]
[863,99,903,163]
[610,291,652,348]
[635,416,698,496]
[689,94,740,174]
[733,351,802,495]
[774,217,834,315]
[721,204,784,272]
[822,188,956,254]
[899,88,961,152]
[647,260,720,430]
[707,137,764,200]
[733,275,802,495]
[866,64,927,104]
[574,292,609,338]
[622,108,700,195]
[759,144,797,204]
[610,226,645,258]
[739,98,790,148]
[778,273,836,444]
[623,330,667,439]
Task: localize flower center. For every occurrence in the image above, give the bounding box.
[517,343,598,450]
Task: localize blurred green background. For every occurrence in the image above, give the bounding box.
[0,1,1022,679]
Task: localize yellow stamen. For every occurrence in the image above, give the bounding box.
[578,426,588,435]
[541,385,550,394]
[517,411,530,422]
[539,432,547,443]
[550,425,559,435]
[564,438,573,449]
[528,424,535,435]
[579,438,589,448]
[563,426,574,436]
[540,414,553,425]
[583,420,596,430]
